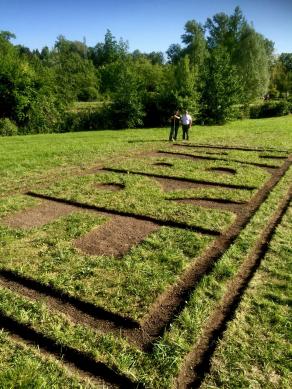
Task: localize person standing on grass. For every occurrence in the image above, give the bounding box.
[169,110,181,141]
[181,110,192,141]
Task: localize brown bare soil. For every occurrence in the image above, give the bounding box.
[2,198,159,258]
[153,177,247,194]
[173,143,289,153]
[103,168,257,190]
[27,191,220,236]
[154,177,214,191]
[2,200,79,229]
[259,155,287,159]
[74,215,159,257]
[0,312,137,388]
[6,333,118,389]
[153,162,173,167]
[0,268,139,335]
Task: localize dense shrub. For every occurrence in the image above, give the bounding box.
[26,93,66,133]
[0,118,18,136]
[250,100,290,118]
[77,87,99,102]
[61,108,111,132]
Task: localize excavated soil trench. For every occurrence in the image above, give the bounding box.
[103,167,257,190]
[75,215,159,257]
[95,183,125,191]
[207,167,236,175]
[173,142,289,153]
[2,157,290,351]
[2,201,79,229]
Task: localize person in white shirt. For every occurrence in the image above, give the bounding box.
[181,110,192,140]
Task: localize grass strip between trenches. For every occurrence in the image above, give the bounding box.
[161,147,287,167]
[0,330,96,388]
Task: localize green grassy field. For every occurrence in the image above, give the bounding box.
[0,116,291,388]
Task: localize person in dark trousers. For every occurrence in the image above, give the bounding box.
[169,110,181,141]
[181,110,192,140]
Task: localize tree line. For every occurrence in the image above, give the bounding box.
[0,6,291,135]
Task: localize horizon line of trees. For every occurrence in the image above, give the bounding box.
[1,6,291,135]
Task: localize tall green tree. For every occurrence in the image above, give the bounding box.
[201,46,242,124]
[270,54,292,97]
[107,59,144,128]
[174,55,198,115]
[205,7,272,102]
[235,27,270,102]
[88,30,128,67]
[181,20,208,70]
[52,36,99,102]
[166,44,183,64]
[205,6,247,54]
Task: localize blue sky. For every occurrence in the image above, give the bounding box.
[1,0,291,55]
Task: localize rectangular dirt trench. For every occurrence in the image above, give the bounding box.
[74,215,160,257]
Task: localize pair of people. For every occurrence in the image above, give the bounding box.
[169,110,192,141]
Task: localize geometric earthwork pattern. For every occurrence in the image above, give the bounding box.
[0,142,291,388]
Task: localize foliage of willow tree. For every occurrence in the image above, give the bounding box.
[174,55,198,115]
[201,47,242,124]
[270,53,292,97]
[204,6,272,103]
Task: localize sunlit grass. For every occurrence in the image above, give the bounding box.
[0,330,95,388]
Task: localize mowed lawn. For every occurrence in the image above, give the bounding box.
[0,116,291,388]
